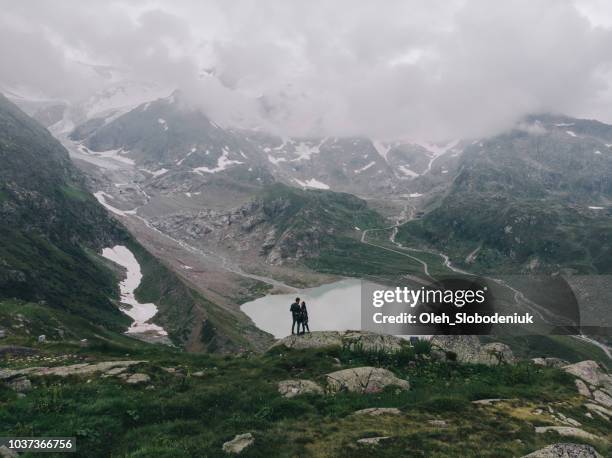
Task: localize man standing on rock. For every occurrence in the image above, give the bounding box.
[290,297,301,335]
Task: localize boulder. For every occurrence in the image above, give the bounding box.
[0,360,146,380]
[222,433,254,454]
[575,380,591,398]
[342,331,405,352]
[6,377,32,393]
[472,398,512,406]
[534,426,603,442]
[584,403,611,421]
[0,445,18,458]
[353,407,401,416]
[270,331,407,353]
[481,342,517,365]
[532,357,570,368]
[278,379,324,398]
[427,420,448,428]
[563,361,612,393]
[430,336,515,366]
[522,443,603,458]
[592,390,612,408]
[356,436,390,445]
[326,367,409,394]
[125,373,150,385]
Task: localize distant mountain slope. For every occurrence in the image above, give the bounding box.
[398,115,612,274]
[0,94,269,352]
[0,93,129,329]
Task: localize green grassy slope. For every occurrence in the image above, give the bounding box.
[0,340,609,457]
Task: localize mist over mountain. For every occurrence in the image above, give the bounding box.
[4,0,612,141]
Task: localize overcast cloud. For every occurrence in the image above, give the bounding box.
[1,0,612,140]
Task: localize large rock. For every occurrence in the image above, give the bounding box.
[278,379,323,398]
[430,336,515,365]
[562,361,612,393]
[353,407,401,416]
[6,377,32,393]
[356,436,390,446]
[532,357,570,368]
[125,373,151,385]
[342,331,405,352]
[270,331,407,352]
[326,367,409,394]
[575,379,591,398]
[522,443,603,458]
[535,426,603,442]
[0,445,18,458]
[222,433,254,454]
[592,390,612,408]
[0,361,146,380]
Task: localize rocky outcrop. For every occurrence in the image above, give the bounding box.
[6,377,31,393]
[532,357,570,368]
[592,390,612,408]
[575,379,591,397]
[325,367,409,394]
[0,361,146,381]
[522,443,603,458]
[271,331,408,352]
[430,336,516,365]
[125,373,151,385]
[562,361,612,392]
[356,436,390,446]
[272,331,343,350]
[222,433,254,454]
[534,426,603,442]
[353,407,401,416]
[278,379,324,398]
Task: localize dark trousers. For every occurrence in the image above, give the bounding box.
[292,315,300,334]
[301,320,310,333]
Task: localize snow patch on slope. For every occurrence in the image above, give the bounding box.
[193,150,243,174]
[101,245,167,336]
[293,178,330,190]
[355,161,376,174]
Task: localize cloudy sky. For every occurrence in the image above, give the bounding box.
[2,0,612,140]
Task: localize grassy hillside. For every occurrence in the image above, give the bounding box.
[256,184,428,279]
[0,338,609,457]
[0,93,129,330]
[0,93,268,353]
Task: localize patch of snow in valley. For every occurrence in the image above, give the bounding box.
[398,165,418,177]
[372,140,391,160]
[291,141,321,161]
[193,150,243,174]
[588,206,604,210]
[293,178,330,190]
[555,122,574,127]
[101,245,167,336]
[78,144,135,166]
[594,150,602,155]
[268,154,287,165]
[409,193,423,197]
[158,118,168,131]
[140,167,168,177]
[566,130,577,137]
[354,161,376,174]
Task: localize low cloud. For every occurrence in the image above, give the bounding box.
[1,0,612,140]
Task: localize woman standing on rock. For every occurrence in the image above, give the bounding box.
[299,301,310,334]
